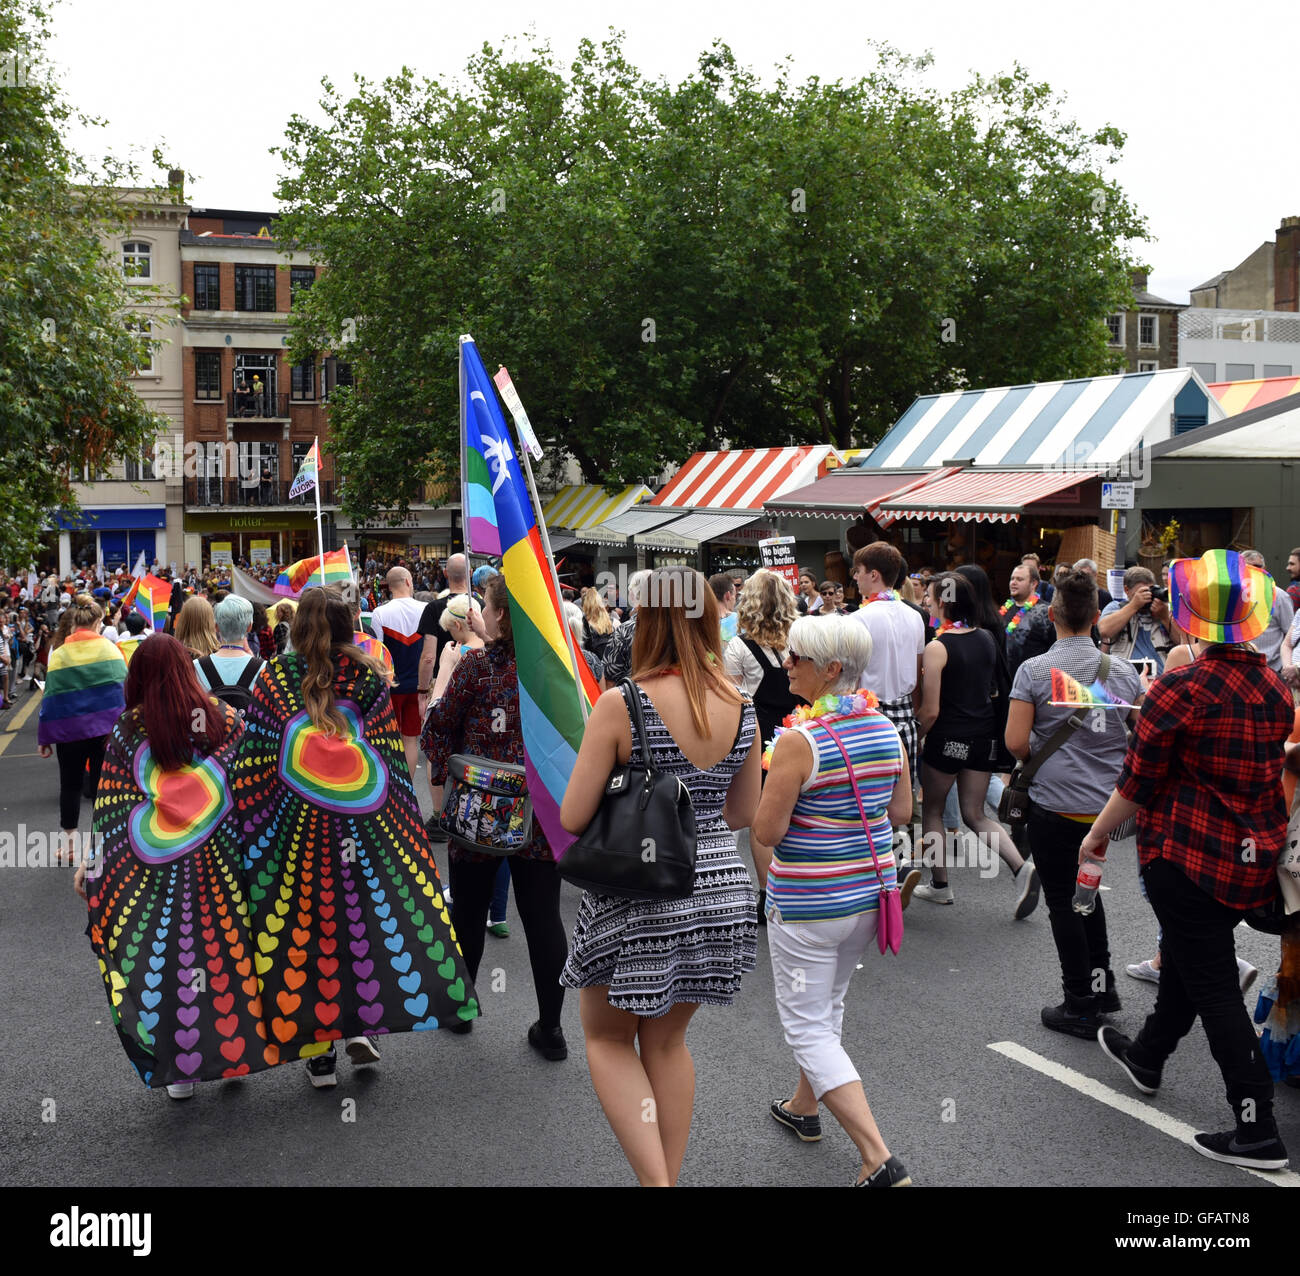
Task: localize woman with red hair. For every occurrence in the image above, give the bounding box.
[74,635,263,1100]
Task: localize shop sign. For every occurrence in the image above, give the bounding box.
[210,541,233,567]
[250,539,272,564]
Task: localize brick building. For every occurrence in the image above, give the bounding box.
[1104,269,1186,373]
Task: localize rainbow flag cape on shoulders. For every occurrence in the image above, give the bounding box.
[460,335,599,857]
[1049,668,1137,709]
[38,631,127,744]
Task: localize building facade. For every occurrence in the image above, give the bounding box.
[1104,269,1186,373]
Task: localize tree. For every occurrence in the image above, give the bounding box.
[0,0,172,566]
[273,33,1147,521]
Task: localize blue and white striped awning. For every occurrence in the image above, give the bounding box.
[863,368,1223,470]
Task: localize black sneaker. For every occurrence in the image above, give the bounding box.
[854,1155,913,1187]
[528,1021,568,1061]
[447,1018,473,1035]
[1041,1000,1104,1040]
[424,815,448,844]
[1193,1128,1289,1171]
[1097,1026,1160,1095]
[305,1046,337,1088]
[770,1098,821,1142]
[1095,985,1122,1014]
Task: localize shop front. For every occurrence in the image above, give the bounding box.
[49,506,167,574]
[338,508,459,566]
[184,510,322,569]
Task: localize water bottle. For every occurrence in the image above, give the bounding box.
[1072,859,1103,915]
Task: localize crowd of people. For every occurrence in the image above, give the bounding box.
[11,536,1300,1185]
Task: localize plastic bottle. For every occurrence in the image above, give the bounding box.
[1072,859,1103,915]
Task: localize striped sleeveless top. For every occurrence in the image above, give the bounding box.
[767,710,903,923]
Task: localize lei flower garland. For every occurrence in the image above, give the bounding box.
[761,688,880,769]
[864,590,899,605]
[1000,593,1040,632]
[932,618,970,637]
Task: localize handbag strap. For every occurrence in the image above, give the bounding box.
[1019,653,1110,784]
[618,679,656,773]
[818,718,894,888]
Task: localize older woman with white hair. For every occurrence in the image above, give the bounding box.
[752,613,914,1188]
[194,593,263,703]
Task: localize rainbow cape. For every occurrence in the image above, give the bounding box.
[126,573,171,631]
[1049,668,1137,709]
[274,546,353,597]
[460,335,599,857]
[38,631,127,744]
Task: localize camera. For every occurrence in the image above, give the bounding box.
[1139,585,1168,614]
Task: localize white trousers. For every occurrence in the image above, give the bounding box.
[766,908,877,1100]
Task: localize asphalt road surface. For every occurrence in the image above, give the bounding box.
[1,685,1295,1189]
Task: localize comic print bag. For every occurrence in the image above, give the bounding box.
[437,754,533,855]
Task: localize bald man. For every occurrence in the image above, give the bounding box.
[371,566,430,801]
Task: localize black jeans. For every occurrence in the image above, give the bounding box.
[1129,858,1275,1134]
[448,854,567,1031]
[1028,806,1112,1002]
[55,736,107,830]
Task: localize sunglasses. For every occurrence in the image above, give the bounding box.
[788,651,804,665]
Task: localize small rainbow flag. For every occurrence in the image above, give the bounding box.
[289,439,320,499]
[128,574,171,631]
[1049,668,1137,709]
[274,546,353,597]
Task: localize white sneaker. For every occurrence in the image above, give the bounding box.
[1126,959,1160,984]
[345,1035,381,1066]
[1237,957,1259,994]
[1012,863,1041,921]
[912,881,954,905]
[166,1083,195,1100]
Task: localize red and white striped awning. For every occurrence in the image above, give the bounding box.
[651,446,842,510]
[878,468,1098,525]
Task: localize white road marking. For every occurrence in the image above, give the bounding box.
[988,1041,1300,1187]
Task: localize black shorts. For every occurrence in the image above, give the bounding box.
[922,733,999,775]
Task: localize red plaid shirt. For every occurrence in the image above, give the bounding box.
[1116,645,1293,909]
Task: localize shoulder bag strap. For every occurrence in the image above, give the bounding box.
[619,678,656,772]
[820,719,892,885]
[1018,652,1109,783]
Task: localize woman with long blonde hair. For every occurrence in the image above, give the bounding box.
[581,587,614,661]
[173,595,220,660]
[561,566,762,1186]
[231,587,477,1089]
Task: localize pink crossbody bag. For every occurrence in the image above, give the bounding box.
[818,720,904,956]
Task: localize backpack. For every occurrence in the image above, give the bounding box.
[198,655,263,713]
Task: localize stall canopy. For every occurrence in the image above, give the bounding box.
[632,510,765,550]
[1207,375,1300,417]
[651,446,842,510]
[581,506,683,547]
[877,468,1098,525]
[763,469,934,520]
[1154,391,1300,460]
[862,368,1222,470]
[542,483,652,532]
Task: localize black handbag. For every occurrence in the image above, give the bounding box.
[558,680,697,900]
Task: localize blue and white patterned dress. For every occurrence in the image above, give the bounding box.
[560,684,758,1017]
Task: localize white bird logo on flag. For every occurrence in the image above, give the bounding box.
[483,432,515,495]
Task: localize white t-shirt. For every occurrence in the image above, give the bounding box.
[853,599,925,701]
[723,635,787,696]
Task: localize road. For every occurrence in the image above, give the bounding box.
[1,684,1295,1189]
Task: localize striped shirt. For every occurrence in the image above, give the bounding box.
[38,630,127,745]
[767,710,903,923]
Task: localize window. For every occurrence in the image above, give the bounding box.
[122,241,151,280]
[1224,363,1255,382]
[124,446,151,482]
[1188,362,1217,383]
[233,264,277,311]
[195,351,221,400]
[127,318,153,374]
[1263,363,1293,379]
[1137,360,1158,373]
[323,357,353,399]
[1105,314,1125,346]
[291,358,315,400]
[1138,314,1158,347]
[290,267,316,305]
[192,263,220,310]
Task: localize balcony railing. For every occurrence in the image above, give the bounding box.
[186,479,336,508]
[1179,309,1300,344]
[227,390,291,419]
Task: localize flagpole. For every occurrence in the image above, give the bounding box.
[505,389,591,726]
[312,435,325,566]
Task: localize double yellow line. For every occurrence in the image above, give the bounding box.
[0,690,42,758]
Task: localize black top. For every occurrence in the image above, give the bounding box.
[418,595,452,668]
[935,629,997,737]
[741,638,798,747]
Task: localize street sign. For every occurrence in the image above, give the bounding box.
[1101,481,1135,510]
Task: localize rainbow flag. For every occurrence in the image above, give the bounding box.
[38,631,127,744]
[289,439,320,499]
[460,335,599,857]
[274,546,353,597]
[1050,668,1137,709]
[129,574,171,631]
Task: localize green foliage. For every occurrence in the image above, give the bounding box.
[0,0,173,565]
[274,33,1146,521]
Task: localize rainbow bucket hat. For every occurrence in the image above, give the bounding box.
[1168,548,1273,644]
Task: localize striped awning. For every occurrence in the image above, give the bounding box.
[864,368,1221,470]
[635,511,764,549]
[582,506,683,546]
[651,446,842,510]
[1208,375,1300,416]
[763,469,936,519]
[542,483,652,530]
[878,469,1098,525]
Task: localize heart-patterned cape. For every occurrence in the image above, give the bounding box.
[88,704,268,1088]
[231,654,478,1062]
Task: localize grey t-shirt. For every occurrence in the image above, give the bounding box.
[1010,635,1142,814]
[1254,590,1295,674]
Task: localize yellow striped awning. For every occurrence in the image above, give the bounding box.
[541,484,653,531]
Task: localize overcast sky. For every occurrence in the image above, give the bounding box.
[42,0,1296,304]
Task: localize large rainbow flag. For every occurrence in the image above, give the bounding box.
[123,573,171,631]
[1050,668,1137,709]
[274,545,353,597]
[460,335,599,858]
